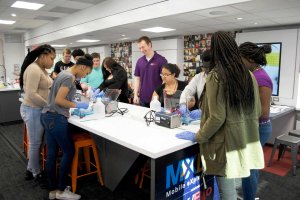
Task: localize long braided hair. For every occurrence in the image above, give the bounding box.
[210,31,255,113]
[19,44,56,89]
[239,42,272,66]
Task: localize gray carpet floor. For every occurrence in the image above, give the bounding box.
[0,122,299,200]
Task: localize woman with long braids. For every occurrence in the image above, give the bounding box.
[20,44,56,182]
[176,31,264,199]
[239,42,273,200]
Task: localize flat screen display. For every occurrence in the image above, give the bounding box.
[257,42,282,96]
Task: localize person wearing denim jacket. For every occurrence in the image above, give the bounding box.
[239,42,273,200]
[19,44,56,181]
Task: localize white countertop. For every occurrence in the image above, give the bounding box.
[0,87,20,91]
[68,103,199,159]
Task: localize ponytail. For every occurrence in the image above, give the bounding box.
[19,44,55,89]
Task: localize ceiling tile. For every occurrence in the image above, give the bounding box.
[49,6,80,14]
[34,16,60,21]
[254,6,300,19]
[192,6,244,18]
[232,0,300,12]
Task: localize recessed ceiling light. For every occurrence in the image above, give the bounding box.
[76,39,100,43]
[236,17,243,20]
[11,1,44,10]
[209,11,228,16]
[141,27,175,33]
[0,19,16,25]
[120,37,129,40]
[11,13,17,17]
[121,34,126,37]
[69,43,73,44]
[254,22,258,25]
[51,44,67,47]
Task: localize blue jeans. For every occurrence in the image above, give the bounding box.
[40,112,75,191]
[20,104,44,176]
[216,176,237,200]
[242,121,272,200]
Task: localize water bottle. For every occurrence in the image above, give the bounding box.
[150,96,161,112]
[93,98,106,118]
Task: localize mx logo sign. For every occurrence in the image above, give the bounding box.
[165,156,196,189]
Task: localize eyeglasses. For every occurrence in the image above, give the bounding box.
[160,73,172,77]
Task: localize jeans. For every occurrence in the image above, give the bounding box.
[242,121,272,200]
[216,176,237,200]
[40,112,75,191]
[20,104,44,176]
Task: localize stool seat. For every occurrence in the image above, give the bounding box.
[289,130,300,137]
[276,134,300,144]
[268,134,300,176]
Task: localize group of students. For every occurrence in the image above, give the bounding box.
[19,31,273,200]
[20,46,130,199]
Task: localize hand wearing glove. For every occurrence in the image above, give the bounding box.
[92,89,104,98]
[179,104,188,116]
[175,131,196,142]
[76,102,89,109]
[189,109,201,120]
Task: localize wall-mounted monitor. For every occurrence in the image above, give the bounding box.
[256,42,282,96]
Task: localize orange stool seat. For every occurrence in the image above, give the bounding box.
[70,133,104,192]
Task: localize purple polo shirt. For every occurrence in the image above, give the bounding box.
[134,52,168,103]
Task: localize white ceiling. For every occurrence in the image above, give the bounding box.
[1,0,300,48]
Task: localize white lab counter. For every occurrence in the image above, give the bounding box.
[68,103,214,200]
[68,103,199,159]
[268,105,296,144]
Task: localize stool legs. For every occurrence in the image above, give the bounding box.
[83,147,91,173]
[278,144,286,160]
[91,143,104,186]
[268,140,279,166]
[71,147,79,192]
[291,146,297,176]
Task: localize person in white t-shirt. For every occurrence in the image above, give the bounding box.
[179,50,211,119]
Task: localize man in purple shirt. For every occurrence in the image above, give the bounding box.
[133,36,168,107]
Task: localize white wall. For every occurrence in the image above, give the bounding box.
[132,38,184,84]
[236,29,299,107]
[87,45,111,63]
[3,43,25,81]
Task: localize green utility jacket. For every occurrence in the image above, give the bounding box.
[195,70,264,178]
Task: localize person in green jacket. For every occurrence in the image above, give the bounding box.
[176,31,264,200]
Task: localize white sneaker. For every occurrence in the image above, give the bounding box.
[49,190,58,200]
[56,186,81,200]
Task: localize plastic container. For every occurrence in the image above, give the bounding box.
[150,96,161,112]
[93,98,106,118]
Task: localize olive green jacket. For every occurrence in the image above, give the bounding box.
[195,71,264,178]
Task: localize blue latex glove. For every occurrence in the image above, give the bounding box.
[76,102,89,109]
[176,131,196,142]
[189,109,201,120]
[92,89,104,98]
[179,104,187,116]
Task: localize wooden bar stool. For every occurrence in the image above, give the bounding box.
[135,160,150,189]
[70,133,104,192]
